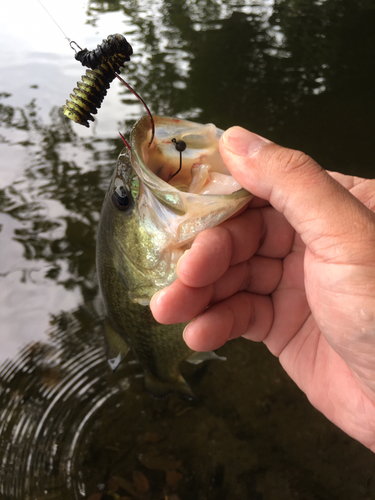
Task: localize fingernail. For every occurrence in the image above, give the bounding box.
[149,293,157,310]
[182,323,191,343]
[150,289,163,309]
[176,248,190,273]
[223,126,269,157]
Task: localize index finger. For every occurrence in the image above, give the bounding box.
[177,206,295,288]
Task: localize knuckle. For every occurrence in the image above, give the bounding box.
[269,147,317,176]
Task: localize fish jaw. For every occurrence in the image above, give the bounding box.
[129,115,253,282]
[108,113,254,302]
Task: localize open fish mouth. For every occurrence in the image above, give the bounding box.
[129,115,252,254]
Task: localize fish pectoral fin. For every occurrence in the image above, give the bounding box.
[144,371,196,400]
[104,319,130,372]
[186,350,226,365]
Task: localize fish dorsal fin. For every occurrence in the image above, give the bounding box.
[104,319,130,372]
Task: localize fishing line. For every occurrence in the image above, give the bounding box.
[36,0,71,43]
[115,74,155,147]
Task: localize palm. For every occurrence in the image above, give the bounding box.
[151,177,375,451]
[270,240,356,424]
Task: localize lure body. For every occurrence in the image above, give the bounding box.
[74,34,133,70]
[62,34,133,127]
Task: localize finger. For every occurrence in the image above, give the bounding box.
[150,280,212,324]
[256,206,295,258]
[183,292,274,352]
[150,255,283,324]
[222,208,264,265]
[212,255,283,303]
[247,195,271,208]
[177,208,263,288]
[330,173,375,213]
[177,206,294,288]
[181,259,309,355]
[328,171,372,193]
[328,171,361,189]
[219,127,375,261]
[349,179,375,211]
[253,246,309,356]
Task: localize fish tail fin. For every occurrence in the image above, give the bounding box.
[104,319,130,371]
[144,371,196,400]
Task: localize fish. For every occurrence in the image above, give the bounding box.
[96,115,252,397]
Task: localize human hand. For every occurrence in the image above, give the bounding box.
[150,126,375,452]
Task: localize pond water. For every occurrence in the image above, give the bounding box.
[1,0,375,499]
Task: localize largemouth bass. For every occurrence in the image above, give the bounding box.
[96,115,252,397]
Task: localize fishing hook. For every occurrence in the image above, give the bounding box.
[170,138,187,180]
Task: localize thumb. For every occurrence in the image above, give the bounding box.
[219,126,375,260]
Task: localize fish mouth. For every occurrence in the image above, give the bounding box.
[129,115,252,246]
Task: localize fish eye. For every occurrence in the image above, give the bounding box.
[112,183,130,211]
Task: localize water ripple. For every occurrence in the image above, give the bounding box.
[1,325,375,500]
[0,335,137,500]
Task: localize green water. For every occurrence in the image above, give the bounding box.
[0,1,375,498]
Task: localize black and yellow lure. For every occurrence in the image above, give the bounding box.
[62,34,133,127]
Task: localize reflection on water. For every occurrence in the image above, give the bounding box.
[1,0,375,498]
[0,96,115,361]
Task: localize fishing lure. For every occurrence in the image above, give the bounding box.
[73,34,132,70]
[60,33,196,163]
[62,34,133,127]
